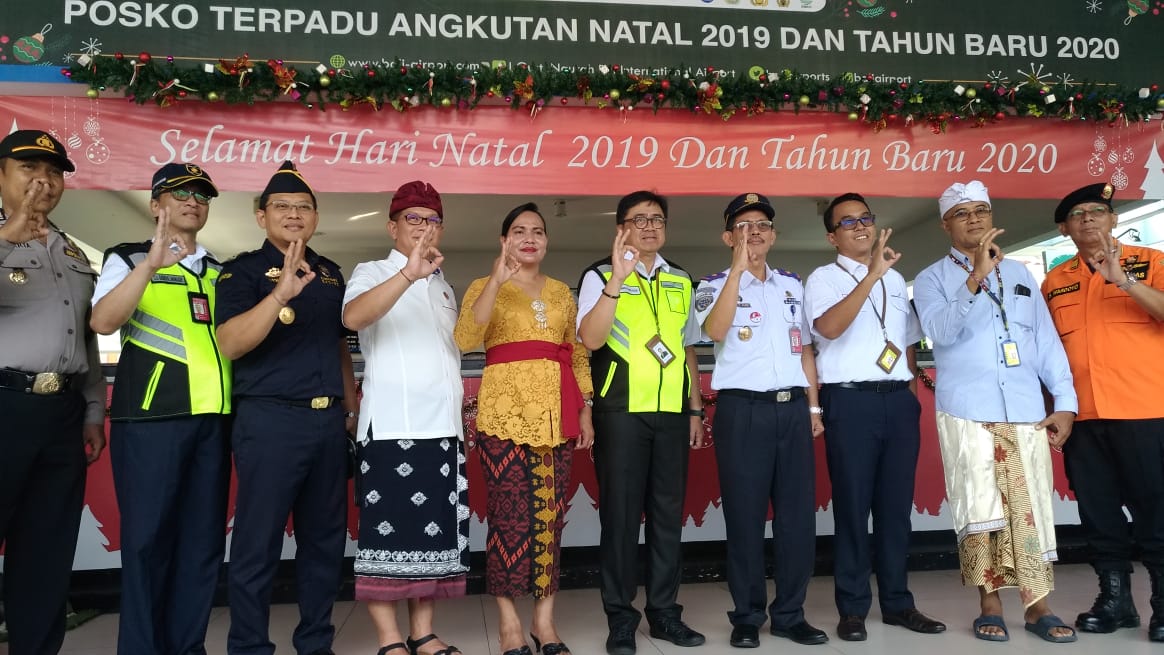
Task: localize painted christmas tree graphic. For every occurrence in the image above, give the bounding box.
[1142,141,1164,199]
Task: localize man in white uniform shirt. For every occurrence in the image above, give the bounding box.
[693,192,825,649]
[342,181,469,655]
[802,193,945,643]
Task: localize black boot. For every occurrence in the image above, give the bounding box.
[1076,570,1140,633]
[1149,569,1164,642]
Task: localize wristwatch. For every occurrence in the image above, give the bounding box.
[809,406,823,415]
[583,398,594,407]
[688,408,705,418]
[1117,271,1139,291]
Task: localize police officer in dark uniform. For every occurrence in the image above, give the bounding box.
[214,161,358,655]
[90,163,231,655]
[0,130,106,655]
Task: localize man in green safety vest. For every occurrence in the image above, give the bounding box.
[90,162,231,655]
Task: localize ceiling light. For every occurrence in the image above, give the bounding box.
[347,211,380,221]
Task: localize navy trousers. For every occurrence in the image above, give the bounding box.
[111,414,229,655]
[713,393,815,629]
[227,399,347,655]
[0,388,86,655]
[820,385,920,618]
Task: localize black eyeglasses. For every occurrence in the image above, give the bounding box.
[169,189,212,205]
[1066,206,1110,221]
[834,214,875,231]
[401,212,443,226]
[628,214,667,229]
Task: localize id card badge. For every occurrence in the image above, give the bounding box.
[789,326,803,354]
[189,292,211,324]
[1001,339,1021,367]
[876,341,902,373]
[645,334,676,367]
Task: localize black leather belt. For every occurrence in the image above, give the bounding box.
[825,380,910,393]
[718,387,806,403]
[0,368,76,395]
[277,396,339,409]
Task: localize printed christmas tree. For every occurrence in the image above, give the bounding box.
[1142,141,1164,199]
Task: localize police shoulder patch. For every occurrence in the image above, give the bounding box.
[694,285,716,313]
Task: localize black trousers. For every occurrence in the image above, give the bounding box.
[0,388,87,655]
[1064,418,1164,572]
[593,410,689,631]
[227,399,347,655]
[111,415,229,655]
[713,394,815,628]
[820,386,920,618]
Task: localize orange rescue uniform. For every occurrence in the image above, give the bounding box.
[1042,243,1164,421]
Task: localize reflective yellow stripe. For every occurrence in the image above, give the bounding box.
[599,361,617,398]
[141,361,165,411]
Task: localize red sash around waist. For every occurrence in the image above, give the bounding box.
[485,340,584,439]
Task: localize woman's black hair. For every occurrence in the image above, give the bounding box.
[501,202,546,236]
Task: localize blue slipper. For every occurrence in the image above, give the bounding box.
[1024,614,1077,643]
[972,615,1010,642]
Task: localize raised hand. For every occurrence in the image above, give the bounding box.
[489,236,519,286]
[0,180,52,243]
[971,227,1006,279]
[1085,230,1125,284]
[402,225,444,281]
[729,231,751,274]
[867,228,902,280]
[271,239,316,305]
[144,207,188,271]
[610,227,639,283]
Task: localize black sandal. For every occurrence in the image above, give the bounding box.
[378,643,408,655]
[531,632,571,655]
[407,633,462,655]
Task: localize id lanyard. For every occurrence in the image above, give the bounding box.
[835,262,900,372]
[634,270,661,333]
[948,255,1020,367]
[634,270,677,367]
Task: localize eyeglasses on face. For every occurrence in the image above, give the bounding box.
[1066,206,1111,221]
[168,188,212,205]
[947,206,992,223]
[401,212,444,226]
[627,214,667,229]
[834,215,875,231]
[733,220,774,233]
[266,201,316,214]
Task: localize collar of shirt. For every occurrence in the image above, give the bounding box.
[634,253,670,279]
[836,253,869,277]
[739,264,777,289]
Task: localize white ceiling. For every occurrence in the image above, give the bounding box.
[52,189,1091,291]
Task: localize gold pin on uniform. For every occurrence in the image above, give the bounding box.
[9,269,27,285]
[737,326,752,341]
[265,267,282,282]
[278,306,296,324]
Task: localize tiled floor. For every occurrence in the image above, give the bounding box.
[8,563,1164,654]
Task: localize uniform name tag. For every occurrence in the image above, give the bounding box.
[645,334,675,367]
[877,341,902,373]
[189,292,211,324]
[1002,339,1021,367]
[153,273,187,285]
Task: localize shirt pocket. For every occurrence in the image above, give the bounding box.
[1051,299,1084,338]
[1008,294,1037,331]
[0,249,49,304]
[1101,283,1151,324]
[664,289,687,314]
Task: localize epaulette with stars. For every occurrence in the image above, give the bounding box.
[775,268,801,282]
[700,271,726,282]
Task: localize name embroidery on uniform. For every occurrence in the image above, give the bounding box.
[1125,261,1150,281]
[151,273,187,285]
[1046,282,1080,300]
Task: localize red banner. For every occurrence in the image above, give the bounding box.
[3,97,1162,200]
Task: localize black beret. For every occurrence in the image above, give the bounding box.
[723,192,774,229]
[1054,183,1114,223]
[0,130,75,172]
[260,160,315,208]
[151,163,218,198]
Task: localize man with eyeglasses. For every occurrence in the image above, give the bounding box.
[694,192,826,648]
[578,190,706,655]
[802,193,945,643]
[90,163,232,655]
[913,180,1077,644]
[215,160,359,655]
[1042,183,1164,642]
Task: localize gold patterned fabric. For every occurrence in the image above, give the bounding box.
[957,422,1055,608]
[454,277,592,448]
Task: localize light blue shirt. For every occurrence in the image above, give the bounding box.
[913,248,1077,423]
[694,265,810,392]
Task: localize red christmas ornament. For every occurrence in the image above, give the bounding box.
[656,92,665,101]
[660,80,670,90]
[560,97,568,105]
[983,82,992,90]
[899,82,908,89]
[138,52,151,63]
[994,111,1005,120]
[166,55,174,63]
[706,66,715,74]
[400,67,407,74]
[178,90,187,98]
[612,64,621,72]
[114,52,124,60]
[367,70,375,77]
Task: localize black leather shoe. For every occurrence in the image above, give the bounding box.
[649,618,705,647]
[729,625,759,648]
[837,616,867,641]
[606,628,637,655]
[770,621,828,645]
[882,608,947,634]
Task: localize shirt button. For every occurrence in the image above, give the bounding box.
[64,299,70,305]
[57,272,63,278]
[67,328,74,335]
[30,260,37,265]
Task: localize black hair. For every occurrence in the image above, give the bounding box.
[822,192,870,233]
[501,202,545,236]
[616,190,668,224]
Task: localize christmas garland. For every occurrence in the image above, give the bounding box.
[65,53,1164,131]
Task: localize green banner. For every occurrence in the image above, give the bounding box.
[2,0,1160,85]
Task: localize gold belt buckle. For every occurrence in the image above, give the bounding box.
[775,390,792,403]
[310,396,331,409]
[32,372,64,395]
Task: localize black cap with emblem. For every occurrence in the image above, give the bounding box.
[259,160,315,209]
[1054,182,1114,223]
[723,192,775,230]
[0,130,76,172]
[151,162,219,198]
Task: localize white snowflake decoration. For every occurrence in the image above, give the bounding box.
[424,522,442,537]
[986,70,1010,87]
[1013,63,1051,92]
[411,491,428,506]
[61,53,74,64]
[395,462,414,477]
[1086,0,1102,13]
[366,489,382,504]
[80,38,103,56]
[1055,73,1076,89]
[376,521,394,536]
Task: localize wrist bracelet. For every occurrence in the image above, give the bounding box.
[399,270,415,284]
[1117,272,1139,291]
[809,406,823,415]
[601,288,620,300]
[688,408,705,418]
